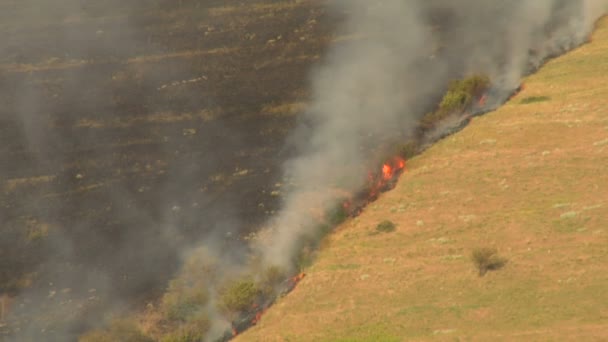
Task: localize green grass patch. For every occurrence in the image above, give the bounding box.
[519,96,551,104]
[376,220,397,233]
[327,263,361,271]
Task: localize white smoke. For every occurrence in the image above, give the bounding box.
[258,0,608,268]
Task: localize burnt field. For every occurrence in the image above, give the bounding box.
[0,0,335,304]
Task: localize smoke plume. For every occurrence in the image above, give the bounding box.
[258,0,608,269]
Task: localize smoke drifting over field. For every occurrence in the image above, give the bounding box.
[259,0,608,269]
[2,0,607,341]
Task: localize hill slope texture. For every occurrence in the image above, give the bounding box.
[240,17,608,341]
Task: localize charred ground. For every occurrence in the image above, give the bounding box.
[0,0,335,329]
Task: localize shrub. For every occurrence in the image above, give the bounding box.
[439,90,472,113]
[220,277,260,313]
[259,266,286,296]
[79,320,152,342]
[376,220,397,233]
[420,74,491,130]
[453,74,491,97]
[439,74,490,112]
[471,248,507,276]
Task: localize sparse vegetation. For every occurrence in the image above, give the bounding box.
[79,320,153,342]
[160,314,210,342]
[471,248,507,276]
[162,279,209,321]
[398,140,420,159]
[326,203,349,226]
[376,220,397,233]
[519,95,551,104]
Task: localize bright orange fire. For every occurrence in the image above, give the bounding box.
[397,158,405,169]
[382,157,405,180]
[382,163,392,180]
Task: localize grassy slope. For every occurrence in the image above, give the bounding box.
[240,17,608,341]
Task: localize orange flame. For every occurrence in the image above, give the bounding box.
[382,163,392,180]
[396,157,406,170]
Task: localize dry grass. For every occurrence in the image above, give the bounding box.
[238,17,608,341]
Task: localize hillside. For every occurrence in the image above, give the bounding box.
[239,16,608,341]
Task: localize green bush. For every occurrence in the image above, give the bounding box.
[220,277,260,313]
[79,320,152,342]
[439,90,472,113]
[420,74,491,130]
[376,220,397,233]
[452,74,491,96]
[471,248,507,276]
[439,74,490,112]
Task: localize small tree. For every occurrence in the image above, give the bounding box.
[471,248,507,276]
